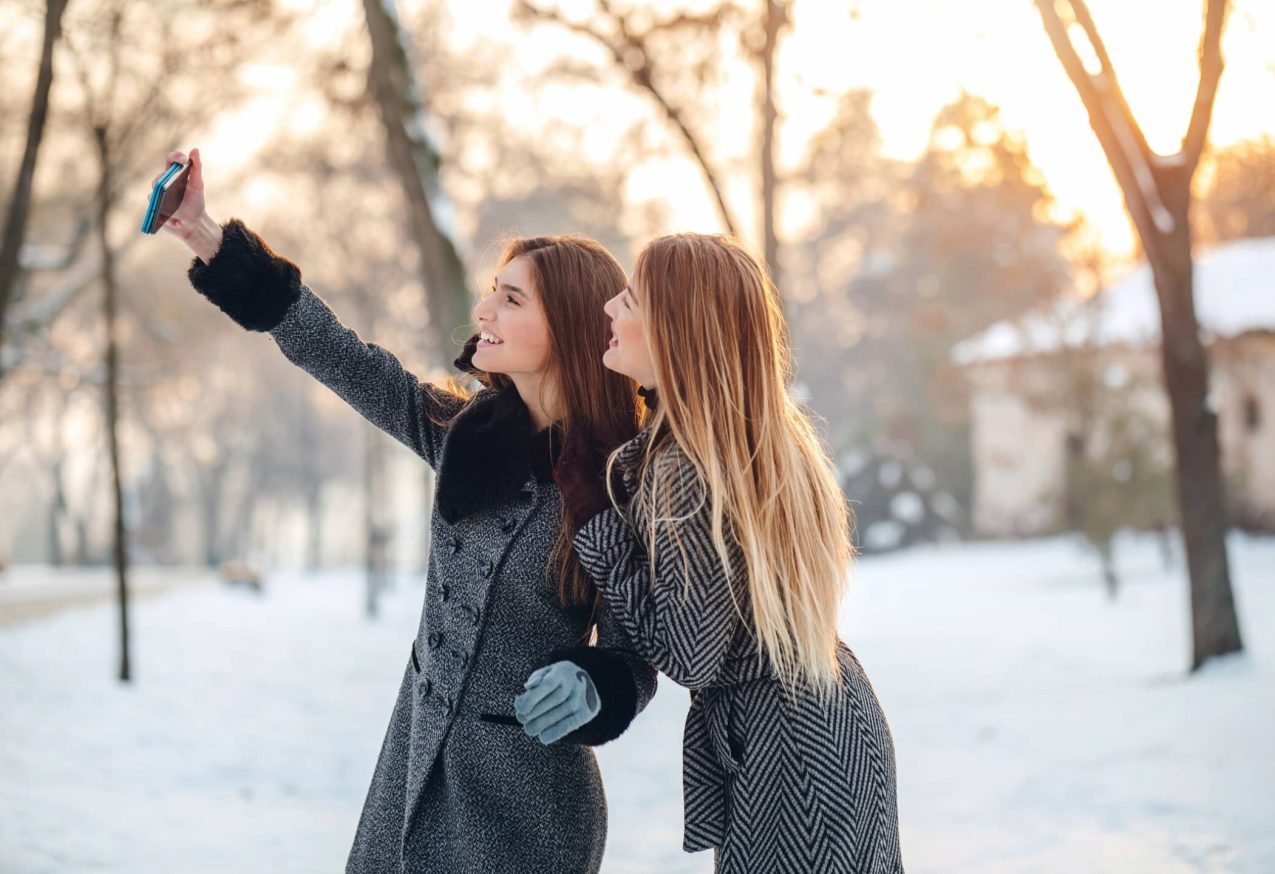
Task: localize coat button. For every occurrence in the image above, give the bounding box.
[481,559,495,577]
[428,632,443,650]
[450,649,469,668]
[500,516,516,534]
[445,537,461,555]
[418,678,432,697]
[467,605,481,626]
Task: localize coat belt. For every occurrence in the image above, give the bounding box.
[681,653,775,852]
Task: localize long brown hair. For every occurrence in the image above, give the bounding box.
[451,235,640,611]
[618,233,854,696]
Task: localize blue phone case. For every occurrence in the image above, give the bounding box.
[140,162,186,234]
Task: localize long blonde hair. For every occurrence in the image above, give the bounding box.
[622,233,854,697]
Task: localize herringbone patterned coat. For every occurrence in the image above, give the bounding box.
[187,219,658,874]
[575,427,904,873]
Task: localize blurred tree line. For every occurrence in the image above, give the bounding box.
[2,0,1272,595]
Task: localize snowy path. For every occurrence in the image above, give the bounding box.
[1,533,1272,873]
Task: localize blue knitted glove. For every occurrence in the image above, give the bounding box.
[514,660,601,745]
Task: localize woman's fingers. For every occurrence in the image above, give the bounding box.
[526,706,579,742]
[515,680,572,722]
[187,147,203,193]
[515,677,566,717]
[152,150,187,187]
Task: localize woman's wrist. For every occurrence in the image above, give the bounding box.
[182,213,224,265]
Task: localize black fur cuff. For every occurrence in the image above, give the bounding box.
[187,218,303,332]
[539,645,641,746]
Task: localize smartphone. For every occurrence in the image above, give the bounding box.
[140,160,191,235]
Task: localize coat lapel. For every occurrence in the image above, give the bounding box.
[435,387,559,524]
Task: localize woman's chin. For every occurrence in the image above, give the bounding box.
[600,349,625,375]
[472,348,516,377]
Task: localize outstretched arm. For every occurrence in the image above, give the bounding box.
[185,218,471,469]
[159,147,473,470]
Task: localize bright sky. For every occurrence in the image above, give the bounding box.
[205,0,1275,266]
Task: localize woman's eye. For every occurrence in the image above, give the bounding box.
[506,294,519,306]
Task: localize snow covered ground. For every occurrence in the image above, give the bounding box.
[1,532,1272,873]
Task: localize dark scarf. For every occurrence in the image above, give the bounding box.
[434,386,563,524]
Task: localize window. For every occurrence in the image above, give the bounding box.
[1244,395,1261,433]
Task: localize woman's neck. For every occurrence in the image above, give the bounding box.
[508,371,561,431]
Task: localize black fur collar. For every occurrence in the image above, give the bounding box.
[435,387,562,524]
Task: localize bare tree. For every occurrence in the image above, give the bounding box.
[1034,0,1241,669]
[362,0,471,366]
[0,0,71,377]
[57,0,290,679]
[91,120,133,680]
[753,0,789,285]
[514,0,743,238]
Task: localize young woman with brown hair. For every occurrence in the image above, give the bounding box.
[535,232,904,872]
[154,148,656,874]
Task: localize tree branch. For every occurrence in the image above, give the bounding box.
[516,0,741,236]
[1182,0,1229,166]
[1033,0,1174,238]
[0,0,69,364]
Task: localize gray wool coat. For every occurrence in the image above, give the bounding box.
[574,426,904,874]
[187,219,658,874]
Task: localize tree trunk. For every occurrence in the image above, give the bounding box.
[0,0,70,373]
[73,507,91,565]
[758,1,787,290]
[47,454,68,566]
[229,471,260,562]
[93,125,131,683]
[361,0,471,368]
[305,478,323,572]
[1098,540,1118,600]
[1033,0,1241,670]
[1148,178,1241,668]
[199,463,226,568]
[1156,523,1175,571]
[419,464,435,576]
[364,423,390,618]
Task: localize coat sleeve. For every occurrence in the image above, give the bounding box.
[535,611,659,747]
[187,217,470,469]
[572,446,746,690]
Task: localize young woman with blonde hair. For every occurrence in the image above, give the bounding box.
[520,233,903,872]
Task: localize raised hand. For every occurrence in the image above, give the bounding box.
[151,147,206,237]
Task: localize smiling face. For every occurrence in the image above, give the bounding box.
[602,283,658,389]
[470,255,553,377]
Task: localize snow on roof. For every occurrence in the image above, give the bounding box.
[952,236,1275,366]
